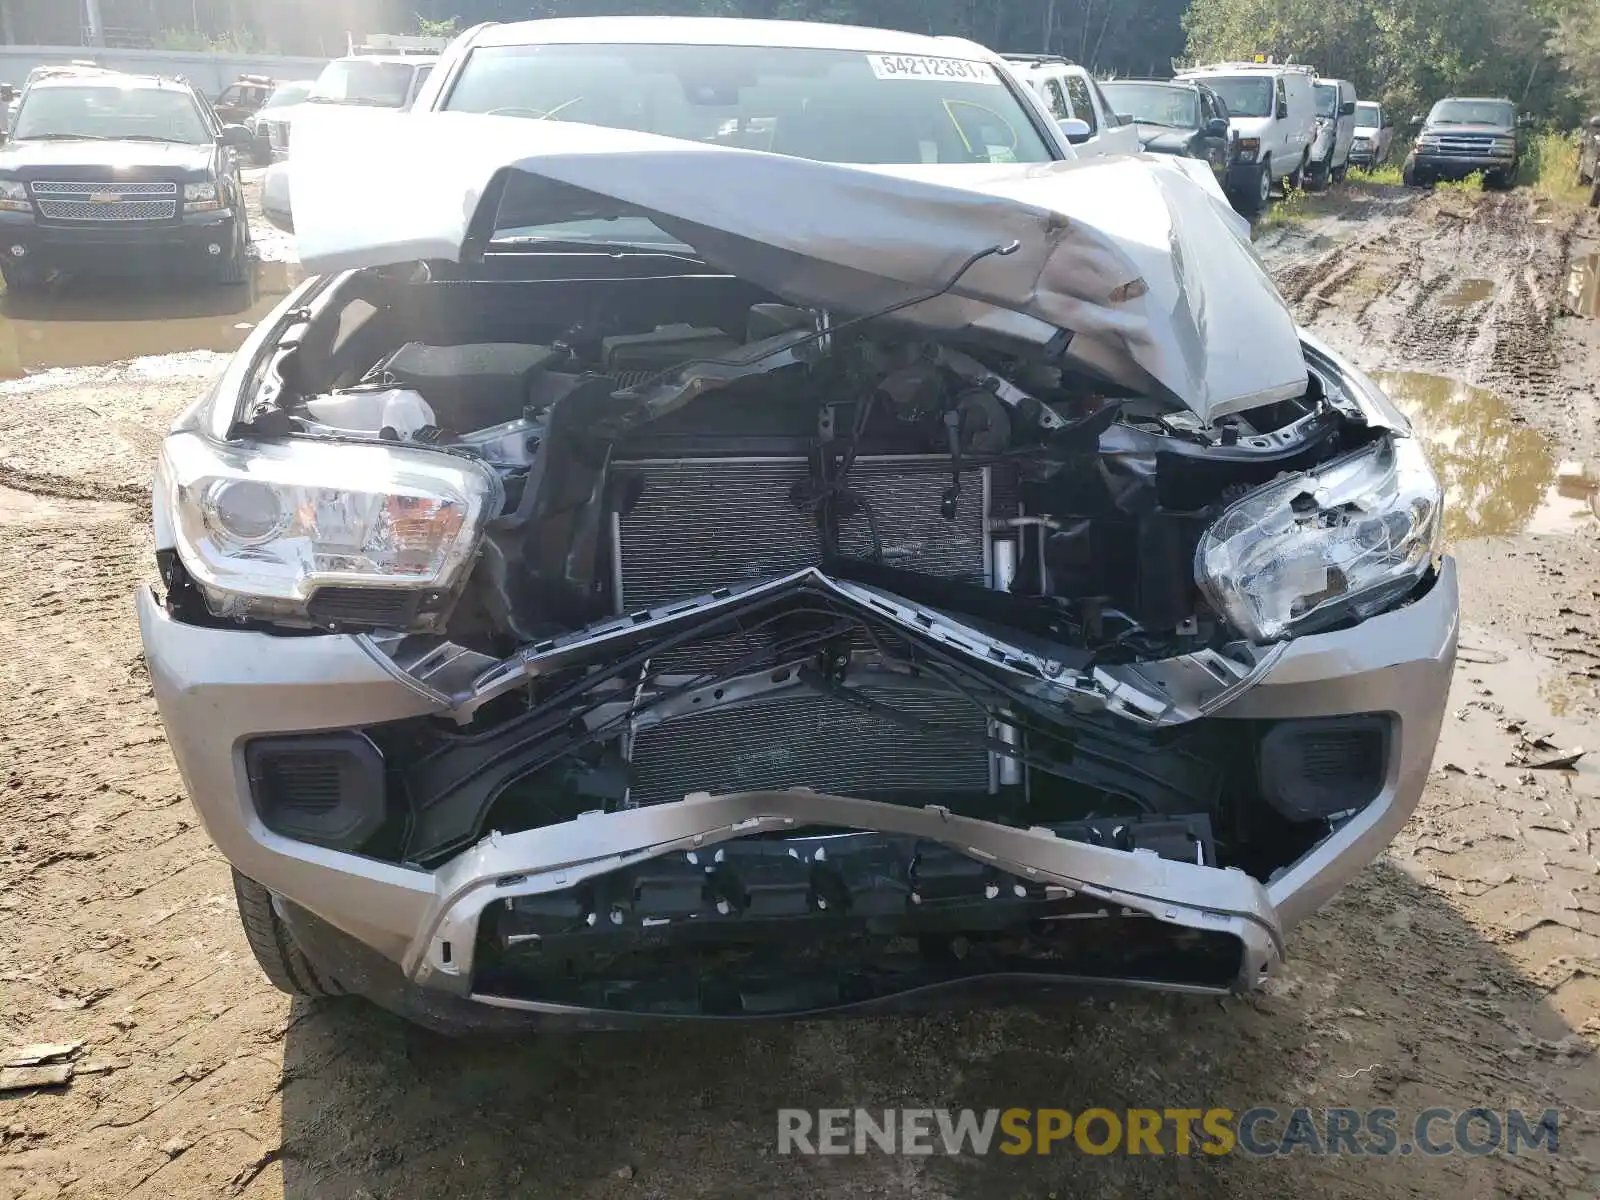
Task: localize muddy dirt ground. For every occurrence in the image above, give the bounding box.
[5,179,1600,1199]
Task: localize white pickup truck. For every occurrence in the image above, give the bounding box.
[1001,54,1142,158]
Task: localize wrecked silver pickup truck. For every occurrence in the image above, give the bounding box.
[138,18,1455,1031]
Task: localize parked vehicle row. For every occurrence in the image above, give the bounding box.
[1090,61,1374,216]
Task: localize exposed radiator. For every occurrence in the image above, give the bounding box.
[613,455,1010,610]
[627,686,992,806]
[612,454,1012,803]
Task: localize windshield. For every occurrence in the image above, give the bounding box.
[1315,84,1338,118]
[1100,82,1197,128]
[309,60,414,107]
[1355,101,1380,127]
[1428,99,1514,127]
[1199,76,1273,119]
[263,82,312,110]
[11,84,209,143]
[447,43,1055,246]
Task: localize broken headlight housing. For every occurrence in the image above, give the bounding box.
[161,431,502,621]
[1195,435,1442,644]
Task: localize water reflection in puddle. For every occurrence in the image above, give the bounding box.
[1373,371,1598,542]
[0,259,302,381]
[1566,251,1600,318]
[1438,277,1495,307]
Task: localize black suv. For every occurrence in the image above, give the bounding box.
[1403,96,1520,189]
[1099,78,1243,200]
[0,71,254,291]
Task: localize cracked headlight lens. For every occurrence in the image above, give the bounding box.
[162,431,502,620]
[1195,436,1443,643]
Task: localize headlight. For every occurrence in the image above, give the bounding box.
[161,431,502,622]
[184,180,221,211]
[0,178,28,212]
[1236,137,1260,162]
[1195,436,1442,644]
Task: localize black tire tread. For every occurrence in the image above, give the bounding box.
[231,868,341,997]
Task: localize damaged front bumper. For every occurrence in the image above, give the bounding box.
[136,552,1457,1026]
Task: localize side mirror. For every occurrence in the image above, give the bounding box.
[1057,117,1092,145]
[1587,115,1600,130]
[1382,117,1394,128]
[221,123,254,149]
[1115,112,1134,125]
[1339,100,1356,116]
[1206,117,1229,137]
[0,86,16,104]
[1276,102,1289,120]
[261,161,293,233]
[1517,113,1534,126]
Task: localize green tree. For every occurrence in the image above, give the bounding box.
[1184,0,1574,125]
[1550,2,1600,108]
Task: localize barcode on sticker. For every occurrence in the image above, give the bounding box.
[866,54,999,84]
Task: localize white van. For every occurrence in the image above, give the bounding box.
[1001,55,1141,158]
[1175,62,1317,213]
[1308,77,1358,186]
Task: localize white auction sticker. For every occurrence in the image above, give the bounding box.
[866,54,1000,84]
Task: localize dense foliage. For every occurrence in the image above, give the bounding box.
[0,0,1594,124]
[1184,0,1587,126]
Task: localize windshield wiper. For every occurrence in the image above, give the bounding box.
[12,133,111,141]
[119,134,197,143]
[490,236,705,263]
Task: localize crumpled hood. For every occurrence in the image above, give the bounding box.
[290,111,1307,422]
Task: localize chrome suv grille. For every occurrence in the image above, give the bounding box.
[31,180,177,222]
[1420,134,1510,158]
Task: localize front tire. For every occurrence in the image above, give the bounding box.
[1,261,44,293]
[1287,152,1308,190]
[215,217,249,286]
[1239,160,1270,214]
[232,869,341,998]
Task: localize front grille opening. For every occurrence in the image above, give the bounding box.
[472,899,1246,1017]
[245,733,388,851]
[257,752,346,813]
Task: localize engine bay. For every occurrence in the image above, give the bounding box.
[244,261,1366,658]
[202,257,1400,872]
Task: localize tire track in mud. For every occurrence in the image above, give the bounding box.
[1270,191,1577,405]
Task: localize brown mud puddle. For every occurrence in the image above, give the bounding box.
[1374,371,1598,540]
[1437,277,1496,307]
[0,259,302,380]
[1436,624,1599,800]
